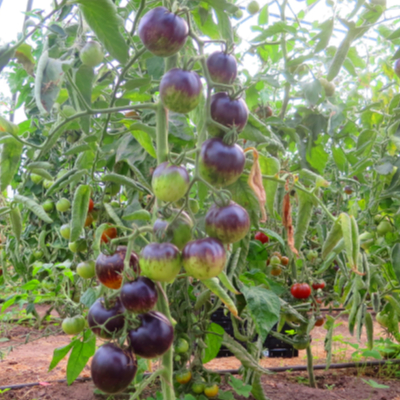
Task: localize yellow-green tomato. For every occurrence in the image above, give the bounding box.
[56,198,71,212]
[31,173,43,184]
[62,315,85,335]
[77,260,96,279]
[42,200,54,212]
[60,224,71,240]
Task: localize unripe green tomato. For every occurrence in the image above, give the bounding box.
[319,78,335,96]
[43,179,54,189]
[247,1,260,15]
[377,220,393,236]
[192,382,205,394]
[69,239,87,253]
[189,199,199,214]
[31,173,43,184]
[62,315,85,335]
[376,312,390,328]
[76,260,96,279]
[42,200,54,213]
[66,131,79,144]
[174,355,181,362]
[103,195,111,203]
[56,198,71,212]
[233,9,243,19]
[270,255,281,266]
[175,338,189,354]
[111,201,120,208]
[33,250,43,260]
[374,214,383,224]
[80,41,104,67]
[60,224,71,240]
[307,250,318,261]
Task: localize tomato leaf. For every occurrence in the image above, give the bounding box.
[202,322,224,364]
[241,286,280,343]
[229,376,252,397]
[80,287,98,308]
[391,243,400,286]
[66,330,96,384]
[48,342,74,371]
[13,195,53,224]
[0,137,22,192]
[74,64,94,133]
[76,0,129,64]
[70,185,91,242]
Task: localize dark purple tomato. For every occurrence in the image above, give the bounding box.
[153,210,193,250]
[121,277,158,313]
[209,92,249,137]
[207,51,237,84]
[152,162,190,203]
[395,59,400,78]
[91,343,137,394]
[88,297,125,338]
[140,242,181,282]
[199,138,245,187]
[128,311,174,359]
[182,237,226,280]
[160,68,202,114]
[95,246,140,290]
[138,7,188,57]
[205,201,250,244]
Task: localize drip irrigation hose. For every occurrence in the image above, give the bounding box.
[1,359,400,392]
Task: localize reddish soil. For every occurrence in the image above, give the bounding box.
[1,306,400,399]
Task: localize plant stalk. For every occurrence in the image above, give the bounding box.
[306,345,317,388]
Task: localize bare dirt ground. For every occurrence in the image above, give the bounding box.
[1,306,400,399]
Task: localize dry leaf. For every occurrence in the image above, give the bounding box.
[246,147,267,222]
[282,191,298,256]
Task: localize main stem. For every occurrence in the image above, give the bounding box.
[306,345,316,388]
[155,97,175,399]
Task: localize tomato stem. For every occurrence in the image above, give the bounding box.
[306,346,317,388]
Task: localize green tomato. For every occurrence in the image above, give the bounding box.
[66,131,80,143]
[43,179,54,189]
[233,9,243,19]
[103,195,111,203]
[62,315,85,335]
[175,338,189,354]
[77,260,96,279]
[42,200,54,213]
[56,198,71,212]
[60,224,71,240]
[306,250,318,261]
[270,255,281,266]
[192,382,205,394]
[80,41,104,67]
[247,1,260,15]
[31,173,43,184]
[292,334,310,350]
[33,250,43,260]
[69,239,87,253]
[377,220,393,236]
[376,312,390,328]
[111,201,120,208]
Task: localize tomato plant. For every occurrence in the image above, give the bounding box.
[0,0,399,398]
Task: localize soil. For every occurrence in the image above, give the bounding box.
[1,306,400,400]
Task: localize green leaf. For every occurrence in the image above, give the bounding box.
[260,228,285,248]
[70,185,91,242]
[241,286,280,343]
[80,287,98,308]
[77,0,129,63]
[215,8,233,45]
[49,342,74,371]
[101,173,150,193]
[75,65,94,133]
[9,207,22,242]
[0,44,14,73]
[66,330,96,384]
[13,194,53,224]
[332,146,347,172]
[130,130,156,158]
[0,138,23,191]
[104,203,124,227]
[202,323,224,364]
[361,379,389,389]
[314,18,334,53]
[30,168,53,181]
[259,155,280,216]
[388,27,400,41]
[146,57,165,79]
[258,5,269,25]
[229,376,252,398]
[301,79,322,106]
[21,279,40,291]
[306,145,329,174]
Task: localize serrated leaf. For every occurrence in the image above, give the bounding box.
[229,376,252,397]
[70,185,91,242]
[77,0,128,63]
[301,79,322,106]
[14,194,53,223]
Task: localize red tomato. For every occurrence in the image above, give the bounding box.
[254,231,269,244]
[101,226,117,243]
[291,283,311,299]
[312,281,326,290]
[314,315,325,327]
[88,198,94,212]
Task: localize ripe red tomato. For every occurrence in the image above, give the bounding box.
[312,281,326,290]
[101,226,117,243]
[176,370,192,385]
[281,256,289,266]
[88,198,94,212]
[254,231,269,244]
[291,283,311,299]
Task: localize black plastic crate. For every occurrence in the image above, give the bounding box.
[210,308,298,358]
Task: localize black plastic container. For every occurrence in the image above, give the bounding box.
[210,307,299,358]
